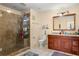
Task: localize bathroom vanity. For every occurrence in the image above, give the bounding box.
[48,35,79,55]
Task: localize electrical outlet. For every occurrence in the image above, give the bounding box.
[0,48,2,51]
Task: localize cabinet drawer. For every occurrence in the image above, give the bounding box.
[72,46,78,51]
[72,46,79,55]
[48,39,53,43]
[72,50,79,55]
[48,44,53,49]
[72,40,78,46]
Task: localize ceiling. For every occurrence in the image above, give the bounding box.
[0,3,78,12]
[0,3,28,11]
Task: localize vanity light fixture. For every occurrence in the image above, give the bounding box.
[57,11,69,16]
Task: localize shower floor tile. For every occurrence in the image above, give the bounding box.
[16,48,76,56]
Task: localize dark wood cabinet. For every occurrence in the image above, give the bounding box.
[48,35,79,55]
[61,37,72,53]
[53,37,62,50]
[72,39,79,55]
[48,35,54,49]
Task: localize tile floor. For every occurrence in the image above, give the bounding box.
[16,48,76,56]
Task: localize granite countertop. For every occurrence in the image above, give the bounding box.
[48,34,79,37]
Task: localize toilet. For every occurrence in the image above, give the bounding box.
[39,34,47,48]
[39,25,48,48]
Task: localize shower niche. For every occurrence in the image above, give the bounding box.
[22,13,30,47]
[16,13,30,49]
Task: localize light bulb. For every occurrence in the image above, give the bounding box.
[59,14,63,16]
[7,10,11,13]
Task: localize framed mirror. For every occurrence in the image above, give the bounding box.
[53,13,76,31]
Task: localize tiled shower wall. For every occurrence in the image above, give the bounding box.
[0,10,21,51]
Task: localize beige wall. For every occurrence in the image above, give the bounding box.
[38,5,79,32]
[30,4,79,48]
[30,9,42,48]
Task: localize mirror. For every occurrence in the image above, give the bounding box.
[53,14,76,31]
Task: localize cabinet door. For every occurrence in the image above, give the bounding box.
[72,40,79,55]
[53,38,62,50]
[61,37,72,53]
[48,35,54,49]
